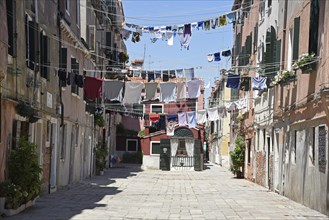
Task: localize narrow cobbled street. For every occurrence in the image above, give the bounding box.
[5,164,328,220]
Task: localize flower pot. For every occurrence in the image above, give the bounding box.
[300,63,315,74]
[236,170,244,179]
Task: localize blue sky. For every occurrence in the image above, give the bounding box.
[122,0,235,102]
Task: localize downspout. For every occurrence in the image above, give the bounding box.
[279,0,289,195]
[57,6,64,128]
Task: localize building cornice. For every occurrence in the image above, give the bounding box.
[60,19,89,58]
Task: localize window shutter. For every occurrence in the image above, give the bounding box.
[25,15,28,67]
[264,30,272,74]
[160,139,171,171]
[254,25,258,53]
[275,40,281,72]
[7,0,15,56]
[194,139,201,171]
[28,20,35,70]
[309,0,319,55]
[40,32,45,78]
[46,36,50,80]
[293,17,300,61]
[61,48,68,69]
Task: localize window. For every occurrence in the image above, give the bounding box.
[150,104,163,113]
[65,0,70,14]
[310,127,315,165]
[126,139,138,152]
[294,130,297,163]
[268,0,272,7]
[257,128,260,151]
[76,0,80,26]
[88,25,95,51]
[263,129,266,151]
[71,58,79,95]
[151,141,161,155]
[40,31,50,80]
[293,17,300,61]
[253,25,258,53]
[318,125,326,173]
[247,139,251,163]
[287,29,293,71]
[46,120,51,144]
[6,0,15,56]
[60,124,67,160]
[25,14,36,70]
[309,0,319,55]
[177,139,186,155]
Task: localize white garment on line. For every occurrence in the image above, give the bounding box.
[122,81,144,104]
[187,80,201,98]
[145,82,158,101]
[166,121,175,136]
[176,82,187,100]
[207,107,219,121]
[160,82,176,103]
[166,31,174,46]
[178,112,187,126]
[103,80,124,102]
[207,54,214,62]
[218,107,227,118]
[197,110,207,124]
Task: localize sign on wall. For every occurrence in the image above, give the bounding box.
[318,126,327,173]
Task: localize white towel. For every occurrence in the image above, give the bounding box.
[145,82,158,101]
[122,81,144,104]
[207,107,219,121]
[166,31,174,46]
[225,102,236,111]
[187,111,196,128]
[184,68,194,80]
[197,110,207,124]
[187,80,201,98]
[166,121,175,136]
[176,69,184,78]
[178,112,187,126]
[176,82,187,100]
[103,80,124,102]
[160,82,176,103]
[218,107,227,118]
[207,54,214,62]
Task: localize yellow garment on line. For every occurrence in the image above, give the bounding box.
[219,15,227,26]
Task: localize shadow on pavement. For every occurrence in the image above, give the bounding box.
[5,164,142,220]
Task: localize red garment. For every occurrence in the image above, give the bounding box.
[149,113,159,123]
[84,76,103,100]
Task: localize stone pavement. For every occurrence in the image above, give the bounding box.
[5,163,329,220]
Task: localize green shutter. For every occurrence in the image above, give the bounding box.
[61,48,68,69]
[293,17,300,61]
[309,0,319,55]
[254,25,258,53]
[275,40,281,72]
[160,139,171,171]
[194,140,202,171]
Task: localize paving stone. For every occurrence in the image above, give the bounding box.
[5,163,329,220]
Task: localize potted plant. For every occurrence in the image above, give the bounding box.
[94,113,105,127]
[94,142,108,175]
[230,136,245,178]
[118,52,129,64]
[272,70,296,86]
[292,53,316,73]
[15,101,39,123]
[0,136,42,216]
